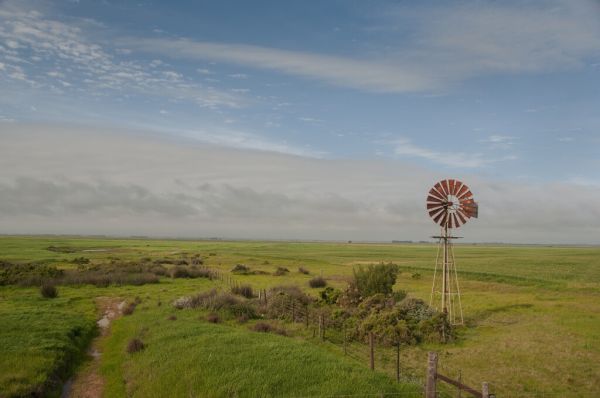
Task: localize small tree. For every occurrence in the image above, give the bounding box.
[352,263,399,297]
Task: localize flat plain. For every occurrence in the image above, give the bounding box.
[1,236,599,397]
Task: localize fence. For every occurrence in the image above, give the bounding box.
[204,267,493,397]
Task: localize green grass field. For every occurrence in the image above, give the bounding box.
[1,236,600,397]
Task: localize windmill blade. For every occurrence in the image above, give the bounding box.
[433,209,447,225]
[429,207,445,219]
[427,190,445,202]
[434,181,448,196]
[455,183,469,199]
[455,210,467,225]
[427,203,444,210]
[442,180,451,196]
[448,213,456,228]
[448,179,457,196]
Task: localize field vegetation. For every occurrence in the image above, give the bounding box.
[1,236,600,397]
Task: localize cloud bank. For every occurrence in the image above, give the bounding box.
[1,123,599,244]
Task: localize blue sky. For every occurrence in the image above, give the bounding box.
[1,0,600,242]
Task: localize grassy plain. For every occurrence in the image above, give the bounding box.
[1,236,600,397]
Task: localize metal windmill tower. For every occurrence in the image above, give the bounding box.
[426,179,478,325]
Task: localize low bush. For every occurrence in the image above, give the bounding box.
[167,315,177,321]
[206,313,221,323]
[122,302,137,316]
[40,283,58,298]
[231,264,250,274]
[274,267,289,276]
[126,338,145,354]
[251,322,287,336]
[298,267,310,275]
[309,276,327,288]
[231,284,254,298]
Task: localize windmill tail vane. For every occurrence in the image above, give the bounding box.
[426,179,478,327]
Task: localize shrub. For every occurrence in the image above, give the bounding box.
[151,265,168,276]
[171,266,191,278]
[231,264,250,274]
[319,287,341,305]
[167,314,177,321]
[122,302,137,315]
[126,338,145,353]
[40,283,58,298]
[231,284,254,298]
[229,302,258,319]
[236,314,250,324]
[70,257,90,265]
[411,272,422,280]
[352,263,399,297]
[274,266,289,276]
[251,322,287,336]
[206,313,221,323]
[298,267,310,275]
[309,276,327,288]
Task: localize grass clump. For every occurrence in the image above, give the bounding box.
[308,276,327,288]
[231,264,250,274]
[298,266,310,275]
[40,283,58,298]
[251,322,287,336]
[126,338,145,354]
[274,266,289,276]
[206,313,221,323]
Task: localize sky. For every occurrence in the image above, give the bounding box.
[1,0,599,243]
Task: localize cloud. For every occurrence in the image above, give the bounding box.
[1,123,599,243]
[393,138,491,168]
[387,0,600,78]
[120,38,437,93]
[0,2,243,109]
[119,1,600,93]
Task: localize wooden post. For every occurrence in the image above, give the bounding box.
[482,382,489,398]
[291,300,295,322]
[458,371,462,398]
[396,342,400,382]
[369,332,375,370]
[305,307,309,328]
[343,324,347,355]
[425,352,437,398]
[318,315,324,340]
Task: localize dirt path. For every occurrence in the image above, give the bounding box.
[62,297,125,398]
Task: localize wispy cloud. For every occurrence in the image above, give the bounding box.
[119,0,600,93]
[0,2,244,109]
[120,38,437,93]
[393,138,491,168]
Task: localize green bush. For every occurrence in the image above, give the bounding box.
[309,276,327,288]
[352,263,399,297]
[40,283,58,298]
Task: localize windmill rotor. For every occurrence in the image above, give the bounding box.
[427,179,478,228]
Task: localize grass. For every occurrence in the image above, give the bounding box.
[100,303,413,397]
[0,286,96,397]
[1,236,600,397]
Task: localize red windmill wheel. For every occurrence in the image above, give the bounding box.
[426,179,478,228]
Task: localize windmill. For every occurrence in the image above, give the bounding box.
[426,179,478,326]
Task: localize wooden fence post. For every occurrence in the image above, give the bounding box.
[482,382,489,398]
[343,324,347,355]
[305,307,309,328]
[395,342,400,382]
[369,332,375,370]
[291,300,295,322]
[425,352,437,398]
[458,371,462,398]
